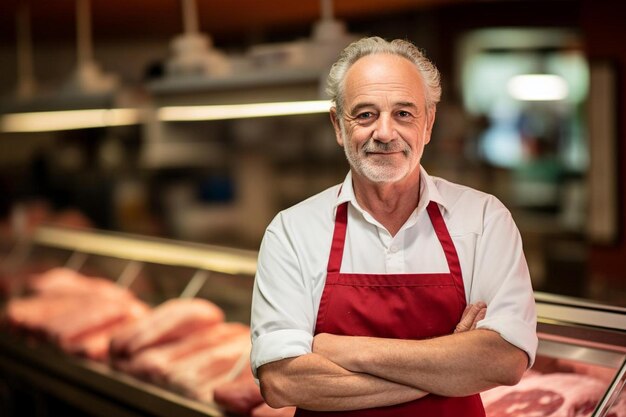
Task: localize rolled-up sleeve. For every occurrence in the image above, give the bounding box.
[250,214,317,378]
[471,198,538,367]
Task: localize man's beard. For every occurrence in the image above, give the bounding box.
[342,127,414,183]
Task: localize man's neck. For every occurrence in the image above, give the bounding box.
[351,168,421,237]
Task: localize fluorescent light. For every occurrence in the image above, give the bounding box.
[507,74,569,101]
[0,108,140,132]
[0,100,332,133]
[158,100,332,121]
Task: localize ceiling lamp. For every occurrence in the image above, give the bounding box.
[507,74,569,101]
[164,0,230,78]
[63,0,118,94]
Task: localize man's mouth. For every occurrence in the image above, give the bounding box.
[366,151,404,155]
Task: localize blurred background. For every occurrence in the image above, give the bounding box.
[0,0,624,306]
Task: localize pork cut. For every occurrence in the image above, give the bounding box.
[61,316,144,361]
[120,322,249,383]
[481,372,607,417]
[165,332,251,402]
[28,267,129,298]
[47,294,149,344]
[109,298,225,358]
[6,293,89,333]
[213,367,264,414]
[4,268,150,360]
[55,301,150,360]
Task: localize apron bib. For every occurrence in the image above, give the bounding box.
[295,201,485,416]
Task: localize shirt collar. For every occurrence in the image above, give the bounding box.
[335,166,450,215]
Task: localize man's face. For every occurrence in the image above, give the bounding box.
[332,53,435,184]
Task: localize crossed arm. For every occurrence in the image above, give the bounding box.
[258,303,527,411]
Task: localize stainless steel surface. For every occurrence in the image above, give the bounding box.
[536,291,626,350]
[535,291,626,331]
[537,338,625,368]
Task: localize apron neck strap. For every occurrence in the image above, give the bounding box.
[426,201,464,283]
[327,202,348,274]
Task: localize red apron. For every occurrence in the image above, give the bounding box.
[295,201,485,416]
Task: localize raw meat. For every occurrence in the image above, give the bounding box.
[110,298,225,358]
[47,295,149,344]
[4,268,150,360]
[61,317,143,361]
[120,322,249,383]
[6,293,90,333]
[165,332,251,402]
[56,301,150,360]
[28,267,129,298]
[213,366,264,414]
[6,266,139,335]
[481,372,607,417]
[251,403,296,417]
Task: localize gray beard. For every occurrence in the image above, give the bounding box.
[343,136,412,183]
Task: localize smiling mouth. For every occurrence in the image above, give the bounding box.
[366,151,404,155]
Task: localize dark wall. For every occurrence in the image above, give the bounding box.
[583,0,626,286]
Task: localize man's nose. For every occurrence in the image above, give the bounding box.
[373,113,397,143]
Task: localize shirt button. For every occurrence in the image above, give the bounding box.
[390,246,399,253]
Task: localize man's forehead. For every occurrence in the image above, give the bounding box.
[343,54,426,105]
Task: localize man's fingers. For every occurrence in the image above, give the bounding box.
[455,302,487,333]
[470,308,487,330]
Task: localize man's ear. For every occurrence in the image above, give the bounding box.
[330,107,344,147]
[424,106,437,145]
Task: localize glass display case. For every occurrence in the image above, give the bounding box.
[0,226,624,417]
[481,292,626,417]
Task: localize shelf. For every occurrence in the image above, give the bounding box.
[148,68,325,96]
[32,226,258,276]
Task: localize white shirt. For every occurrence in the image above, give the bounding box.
[250,167,538,377]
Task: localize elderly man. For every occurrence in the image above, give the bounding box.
[250,36,537,416]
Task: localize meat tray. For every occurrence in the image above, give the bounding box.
[0,225,625,417]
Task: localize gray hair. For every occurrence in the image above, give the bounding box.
[326,36,441,117]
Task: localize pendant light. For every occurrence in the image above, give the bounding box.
[15,1,37,100]
[63,0,118,94]
[164,0,230,78]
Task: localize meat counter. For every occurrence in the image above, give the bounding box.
[481,292,625,416]
[0,225,625,417]
[0,225,259,417]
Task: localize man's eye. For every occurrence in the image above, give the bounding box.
[397,111,412,118]
[357,112,373,119]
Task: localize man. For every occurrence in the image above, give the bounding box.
[250,37,537,415]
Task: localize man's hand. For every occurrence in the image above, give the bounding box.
[455,301,487,333]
